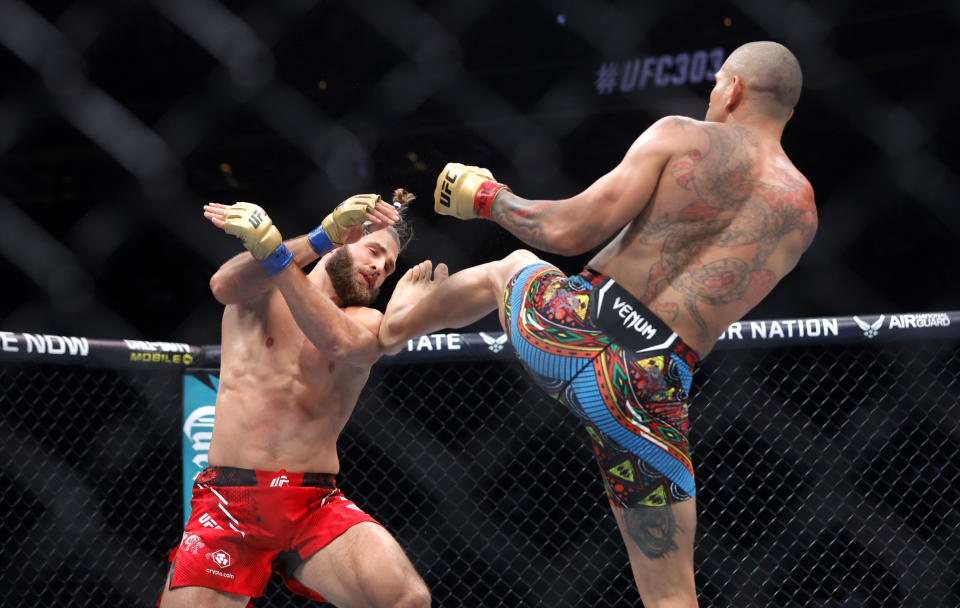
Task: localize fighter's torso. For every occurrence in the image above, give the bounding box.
[589,119,817,357]
[208,288,372,473]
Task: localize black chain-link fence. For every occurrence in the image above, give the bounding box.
[0,364,183,606]
[2,334,959,606]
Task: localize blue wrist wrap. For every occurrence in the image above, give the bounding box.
[259,243,293,275]
[307,225,336,256]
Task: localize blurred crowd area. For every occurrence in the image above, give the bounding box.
[1,0,958,345]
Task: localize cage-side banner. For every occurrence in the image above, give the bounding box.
[182,371,219,525]
[382,311,960,363]
[0,331,208,367]
[1,311,958,369]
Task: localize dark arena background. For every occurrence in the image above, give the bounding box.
[1,1,959,607]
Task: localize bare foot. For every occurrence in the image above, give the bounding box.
[380,260,449,350]
[389,260,449,311]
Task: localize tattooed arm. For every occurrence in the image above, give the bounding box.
[487,117,688,255]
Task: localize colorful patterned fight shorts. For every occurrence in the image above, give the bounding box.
[503,264,700,507]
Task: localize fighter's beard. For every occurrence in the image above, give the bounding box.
[325,246,379,307]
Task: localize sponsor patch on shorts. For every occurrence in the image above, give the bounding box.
[592,278,677,353]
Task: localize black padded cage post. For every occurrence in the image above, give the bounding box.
[1,311,958,607]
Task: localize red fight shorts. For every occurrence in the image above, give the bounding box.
[161,466,380,602]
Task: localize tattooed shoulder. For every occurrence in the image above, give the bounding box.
[670,116,697,129]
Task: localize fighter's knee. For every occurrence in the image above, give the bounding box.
[502,249,541,267]
[492,249,541,281]
[392,578,431,608]
[485,249,540,296]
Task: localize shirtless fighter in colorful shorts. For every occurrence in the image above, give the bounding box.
[380,42,817,607]
[158,190,430,607]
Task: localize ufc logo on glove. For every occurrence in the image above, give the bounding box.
[438,169,457,208]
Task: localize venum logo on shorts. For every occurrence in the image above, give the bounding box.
[612,297,657,339]
[269,475,289,487]
[853,315,885,339]
[595,279,678,353]
[479,332,508,353]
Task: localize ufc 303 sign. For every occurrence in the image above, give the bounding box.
[595,48,725,95]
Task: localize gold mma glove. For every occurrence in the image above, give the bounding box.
[223,202,292,274]
[433,162,511,220]
[319,193,383,247]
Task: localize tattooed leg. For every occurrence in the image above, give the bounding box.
[624,506,680,559]
[609,498,699,606]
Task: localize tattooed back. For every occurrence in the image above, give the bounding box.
[589,116,817,357]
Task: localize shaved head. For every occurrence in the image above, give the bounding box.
[723,41,802,119]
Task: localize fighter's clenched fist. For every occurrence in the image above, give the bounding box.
[433,162,511,220]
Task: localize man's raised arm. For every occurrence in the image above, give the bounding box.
[206,197,399,366]
[433,117,682,255]
[206,230,319,305]
[204,197,397,306]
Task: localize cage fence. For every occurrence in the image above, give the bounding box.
[1,313,959,607]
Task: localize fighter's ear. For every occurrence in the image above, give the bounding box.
[725,75,744,112]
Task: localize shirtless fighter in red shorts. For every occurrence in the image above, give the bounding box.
[158,191,430,607]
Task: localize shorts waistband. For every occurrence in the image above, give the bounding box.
[581,267,698,364]
[578,266,607,287]
[196,466,337,489]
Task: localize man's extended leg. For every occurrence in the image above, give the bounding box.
[495,261,701,605]
[380,250,542,343]
[611,499,699,608]
[292,521,430,608]
[384,251,701,605]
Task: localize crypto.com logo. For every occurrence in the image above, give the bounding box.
[210,549,231,569]
[853,314,885,339]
